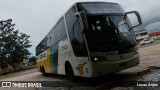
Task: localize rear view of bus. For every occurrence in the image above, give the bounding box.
[75,2,141,77]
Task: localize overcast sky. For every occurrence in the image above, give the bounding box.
[0,0,160,55]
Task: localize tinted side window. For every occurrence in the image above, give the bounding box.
[73,20,88,56]
[36,39,46,55]
[65,6,88,57]
[50,28,57,46]
[46,35,51,48]
[57,19,67,41]
[37,18,67,56]
[65,7,77,41]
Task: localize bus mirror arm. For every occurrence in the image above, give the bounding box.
[125,11,142,31]
[75,11,89,32]
[75,12,79,17]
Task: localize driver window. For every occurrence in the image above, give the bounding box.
[118,20,130,37]
[72,20,88,56]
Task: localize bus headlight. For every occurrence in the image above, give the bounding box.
[91,56,106,62]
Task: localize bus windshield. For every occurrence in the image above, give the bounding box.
[85,15,137,52]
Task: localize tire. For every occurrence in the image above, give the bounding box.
[66,63,75,81]
[40,66,42,72]
[41,66,47,76]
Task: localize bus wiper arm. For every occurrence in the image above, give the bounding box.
[108,18,132,47]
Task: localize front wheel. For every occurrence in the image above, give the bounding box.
[66,63,75,81]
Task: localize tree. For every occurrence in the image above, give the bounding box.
[0,19,32,69]
[28,56,36,65]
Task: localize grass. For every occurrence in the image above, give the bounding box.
[0,65,36,79]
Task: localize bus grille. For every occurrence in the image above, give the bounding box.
[106,52,134,61]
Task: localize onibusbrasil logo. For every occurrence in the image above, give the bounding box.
[1,82,42,87]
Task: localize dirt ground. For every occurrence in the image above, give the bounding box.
[139,43,160,67]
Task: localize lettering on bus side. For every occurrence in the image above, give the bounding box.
[62,45,68,50]
[36,50,47,62]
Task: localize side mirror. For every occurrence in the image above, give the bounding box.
[76,11,88,32]
[125,11,142,30]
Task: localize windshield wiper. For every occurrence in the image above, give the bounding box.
[108,17,133,47]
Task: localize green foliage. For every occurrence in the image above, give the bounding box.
[29,56,36,65]
[0,19,32,69]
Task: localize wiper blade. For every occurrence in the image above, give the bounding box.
[108,17,132,47]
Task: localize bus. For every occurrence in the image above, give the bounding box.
[36,2,142,80]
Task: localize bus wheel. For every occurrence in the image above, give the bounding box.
[41,66,47,76]
[66,63,75,81]
[40,66,42,72]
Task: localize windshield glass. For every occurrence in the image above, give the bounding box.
[85,15,137,52]
[77,2,125,14]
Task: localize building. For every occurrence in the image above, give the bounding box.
[149,32,160,37]
[148,31,160,40]
[135,29,149,42]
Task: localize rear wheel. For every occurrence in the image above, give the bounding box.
[41,66,47,76]
[40,66,42,72]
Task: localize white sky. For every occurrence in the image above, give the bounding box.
[0,0,160,55]
[145,22,160,32]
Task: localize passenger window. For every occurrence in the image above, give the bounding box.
[57,19,67,41]
[52,29,57,45]
[66,6,88,57]
[73,20,88,56]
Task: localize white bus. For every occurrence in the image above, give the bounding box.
[36,2,142,80]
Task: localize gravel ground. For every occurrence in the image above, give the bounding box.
[139,43,160,67]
